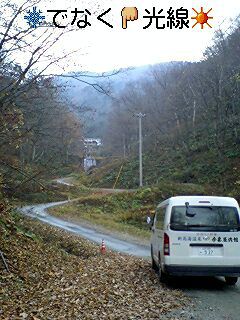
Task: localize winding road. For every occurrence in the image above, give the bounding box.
[19,200,240,320]
[19,201,149,257]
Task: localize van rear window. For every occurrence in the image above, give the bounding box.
[170,206,239,231]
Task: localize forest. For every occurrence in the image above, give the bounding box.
[0,2,239,202]
[0,1,85,201]
[98,18,240,196]
[1,2,240,319]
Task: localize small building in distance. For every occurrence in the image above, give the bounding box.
[83,156,97,171]
[84,138,102,147]
[83,138,102,171]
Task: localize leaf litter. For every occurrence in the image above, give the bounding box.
[0,209,190,319]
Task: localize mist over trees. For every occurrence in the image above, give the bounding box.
[0,0,239,197]
[103,19,240,190]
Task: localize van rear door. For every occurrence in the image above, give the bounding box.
[168,205,240,267]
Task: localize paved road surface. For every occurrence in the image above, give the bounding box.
[19,201,240,320]
[19,202,149,258]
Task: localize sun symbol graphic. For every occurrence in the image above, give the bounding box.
[192,7,213,29]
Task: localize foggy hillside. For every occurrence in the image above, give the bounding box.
[58,63,173,137]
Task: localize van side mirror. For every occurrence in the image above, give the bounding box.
[149,214,156,231]
[146,216,151,224]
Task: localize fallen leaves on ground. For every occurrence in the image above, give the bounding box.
[0,211,190,319]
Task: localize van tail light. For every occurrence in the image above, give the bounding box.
[164,233,170,256]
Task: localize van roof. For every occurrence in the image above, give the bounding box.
[157,196,239,208]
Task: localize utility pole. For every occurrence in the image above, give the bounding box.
[135,112,145,187]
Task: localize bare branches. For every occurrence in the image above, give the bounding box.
[0,0,29,51]
[0,251,10,273]
[47,73,112,95]
[103,18,240,174]
[0,159,46,190]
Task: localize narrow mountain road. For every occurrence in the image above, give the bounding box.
[20,179,240,320]
[19,196,240,320]
[19,201,149,258]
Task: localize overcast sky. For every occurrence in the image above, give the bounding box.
[20,0,240,72]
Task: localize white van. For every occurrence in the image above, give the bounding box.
[150,196,240,285]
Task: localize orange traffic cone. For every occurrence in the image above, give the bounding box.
[101,239,106,254]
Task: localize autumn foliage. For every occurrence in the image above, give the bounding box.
[0,214,189,319]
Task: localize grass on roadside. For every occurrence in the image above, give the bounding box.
[10,177,92,207]
[49,181,214,240]
[50,200,151,239]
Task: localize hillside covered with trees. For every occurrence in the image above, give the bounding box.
[0,2,239,201]
[0,1,86,201]
[94,18,240,198]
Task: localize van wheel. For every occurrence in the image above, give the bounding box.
[225,277,238,285]
[158,255,167,283]
[151,246,158,271]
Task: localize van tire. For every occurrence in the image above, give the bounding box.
[158,254,167,283]
[225,277,238,285]
[151,246,158,271]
